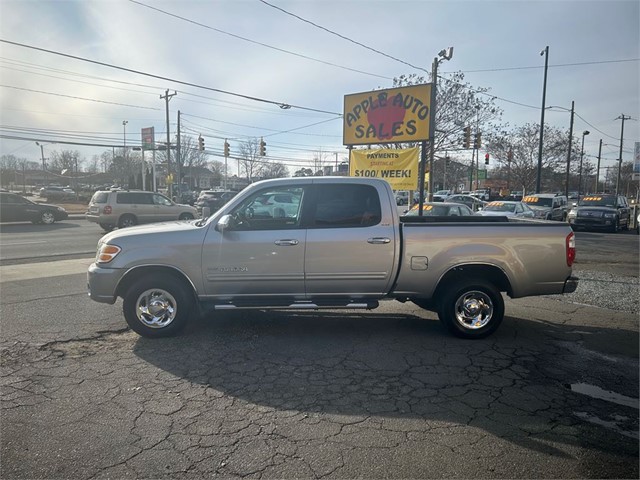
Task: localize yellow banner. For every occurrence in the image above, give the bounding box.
[350,147,419,190]
[343,84,431,146]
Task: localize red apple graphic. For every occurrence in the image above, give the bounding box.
[366,96,407,140]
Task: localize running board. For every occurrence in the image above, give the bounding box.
[213,301,379,311]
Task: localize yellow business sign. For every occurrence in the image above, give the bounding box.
[350,147,420,190]
[343,84,431,146]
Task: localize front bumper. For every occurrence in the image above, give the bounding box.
[563,276,579,294]
[87,262,122,304]
[569,218,614,229]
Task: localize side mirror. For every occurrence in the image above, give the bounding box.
[215,214,232,232]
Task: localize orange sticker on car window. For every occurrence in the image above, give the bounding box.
[488,202,503,206]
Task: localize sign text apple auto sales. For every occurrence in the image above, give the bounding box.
[343,84,431,146]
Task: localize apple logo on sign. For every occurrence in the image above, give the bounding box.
[366,95,407,140]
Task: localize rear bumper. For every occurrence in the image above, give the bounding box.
[563,276,579,294]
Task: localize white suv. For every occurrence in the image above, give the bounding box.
[86,190,197,231]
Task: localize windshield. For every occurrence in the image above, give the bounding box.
[578,195,616,207]
[484,202,516,212]
[523,196,552,207]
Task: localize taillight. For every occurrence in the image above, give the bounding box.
[103,205,112,214]
[566,232,575,267]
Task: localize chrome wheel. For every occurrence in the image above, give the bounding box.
[118,215,137,228]
[135,288,178,329]
[453,290,494,330]
[41,211,55,224]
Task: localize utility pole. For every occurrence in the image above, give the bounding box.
[421,46,453,215]
[177,110,182,191]
[594,139,602,193]
[536,46,549,194]
[615,114,630,196]
[564,101,575,199]
[161,89,177,198]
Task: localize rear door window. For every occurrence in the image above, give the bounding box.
[310,184,381,228]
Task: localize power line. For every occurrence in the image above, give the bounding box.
[0,38,343,116]
[128,0,392,80]
[258,0,429,74]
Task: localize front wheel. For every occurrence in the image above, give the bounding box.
[179,213,194,220]
[122,274,192,338]
[40,211,56,224]
[438,279,504,339]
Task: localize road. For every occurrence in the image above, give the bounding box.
[1,219,638,479]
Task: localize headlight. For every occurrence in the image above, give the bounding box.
[96,244,121,264]
[568,209,577,217]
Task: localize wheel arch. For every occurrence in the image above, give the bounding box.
[434,264,512,300]
[115,265,198,301]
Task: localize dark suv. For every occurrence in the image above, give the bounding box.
[567,194,630,232]
[522,194,568,221]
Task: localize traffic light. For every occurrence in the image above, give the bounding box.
[259,138,266,156]
[484,153,490,165]
[462,126,471,149]
[224,140,230,157]
[198,135,204,151]
[474,132,482,149]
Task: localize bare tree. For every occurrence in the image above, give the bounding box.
[238,137,265,181]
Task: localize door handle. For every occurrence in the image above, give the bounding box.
[367,237,391,244]
[274,239,299,246]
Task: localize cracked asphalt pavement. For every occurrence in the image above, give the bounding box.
[2,295,638,479]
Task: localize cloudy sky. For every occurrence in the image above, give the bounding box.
[1,0,638,175]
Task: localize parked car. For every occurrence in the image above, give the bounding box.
[432,189,452,202]
[39,186,76,201]
[567,194,630,233]
[395,191,409,205]
[248,191,301,218]
[471,189,491,201]
[0,192,68,224]
[445,194,487,212]
[86,189,198,232]
[477,201,535,218]
[404,201,475,217]
[522,194,568,221]
[195,190,237,217]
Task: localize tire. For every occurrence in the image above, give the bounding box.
[179,213,194,220]
[40,211,56,224]
[437,279,504,339]
[118,214,137,229]
[122,274,192,338]
[610,219,619,233]
[99,223,115,232]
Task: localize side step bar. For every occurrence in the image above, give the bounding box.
[214,301,379,311]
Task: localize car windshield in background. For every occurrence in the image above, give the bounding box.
[484,202,516,212]
[523,196,553,207]
[578,196,616,207]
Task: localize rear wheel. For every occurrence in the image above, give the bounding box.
[118,214,137,229]
[438,279,504,339]
[179,213,194,220]
[99,223,115,232]
[122,274,192,338]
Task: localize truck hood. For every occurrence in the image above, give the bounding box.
[99,219,204,244]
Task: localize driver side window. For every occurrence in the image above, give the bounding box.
[230,186,304,230]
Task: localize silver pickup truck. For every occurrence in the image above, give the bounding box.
[88,177,578,339]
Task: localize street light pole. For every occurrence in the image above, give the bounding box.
[594,139,602,193]
[122,120,128,184]
[536,46,549,193]
[578,130,590,197]
[615,114,630,196]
